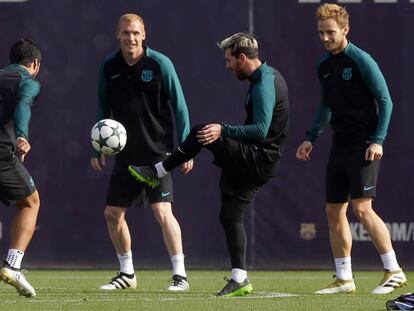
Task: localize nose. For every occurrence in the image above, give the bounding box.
[320,33,329,42]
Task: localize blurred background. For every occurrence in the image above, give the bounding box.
[0,0,413,270]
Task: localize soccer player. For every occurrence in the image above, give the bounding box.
[129,33,289,296]
[0,39,42,298]
[90,14,192,292]
[296,3,406,294]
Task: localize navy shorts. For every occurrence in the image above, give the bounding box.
[326,143,380,203]
[0,156,37,206]
[106,160,173,208]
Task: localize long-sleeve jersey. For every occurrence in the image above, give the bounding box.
[97,47,190,164]
[0,64,40,160]
[221,62,289,160]
[306,43,393,146]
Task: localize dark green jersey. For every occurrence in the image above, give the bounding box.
[306,43,393,146]
[97,47,190,164]
[221,62,289,159]
[0,64,40,160]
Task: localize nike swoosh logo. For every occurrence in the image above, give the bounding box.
[363,186,375,191]
[323,73,331,78]
[111,74,121,79]
[161,192,170,197]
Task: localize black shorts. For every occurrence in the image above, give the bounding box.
[326,143,380,203]
[208,136,280,179]
[208,137,277,209]
[0,156,37,206]
[107,161,173,207]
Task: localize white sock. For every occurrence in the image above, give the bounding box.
[118,252,134,275]
[231,268,247,283]
[335,257,353,281]
[381,250,400,272]
[171,254,186,277]
[155,162,168,178]
[6,249,24,269]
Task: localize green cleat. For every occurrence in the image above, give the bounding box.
[128,165,160,188]
[216,277,253,297]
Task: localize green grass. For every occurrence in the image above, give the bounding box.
[0,270,412,310]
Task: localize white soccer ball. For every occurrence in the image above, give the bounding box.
[91,119,127,155]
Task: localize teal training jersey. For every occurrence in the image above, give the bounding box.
[0,64,40,160]
[97,47,190,164]
[221,62,289,159]
[306,43,392,146]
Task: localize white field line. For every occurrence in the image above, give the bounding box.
[0,292,298,303]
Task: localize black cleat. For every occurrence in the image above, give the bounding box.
[216,277,253,297]
[128,165,160,188]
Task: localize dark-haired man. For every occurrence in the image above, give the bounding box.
[0,39,42,298]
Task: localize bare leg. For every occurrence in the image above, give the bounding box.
[104,205,131,253]
[151,202,182,256]
[351,198,392,254]
[326,202,352,258]
[10,191,40,251]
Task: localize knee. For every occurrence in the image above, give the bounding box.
[152,203,173,225]
[352,204,373,221]
[15,190,40,212]
[104,207,123,224]
[219,205,244,226]
[325,204,345,223]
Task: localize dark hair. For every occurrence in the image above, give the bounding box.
[9,39,42,66]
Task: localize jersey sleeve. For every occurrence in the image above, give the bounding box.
[14,78,40,140]
[158,56,190,144]
[221,74,275,141]
[356,55,393,145]
[97,63,111,121]
[305,102,331,143]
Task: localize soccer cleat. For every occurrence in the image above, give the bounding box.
[99,272,137,290]
[167,274,189,292]
[314,277,356,294]
[216,277,253,297]
[386,292,414,310]
[0,262,36,298]
[128,165,160,188]
[371,269,407,295]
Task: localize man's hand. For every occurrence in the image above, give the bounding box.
[365,143,383,161]
[16,137,31,162]
[296,141,313,161]
[180,159,194,175]
[90,154,106,171]
[197,124,221,145]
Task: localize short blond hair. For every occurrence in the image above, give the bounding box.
[316,3,349,28]
[117,14,145,32]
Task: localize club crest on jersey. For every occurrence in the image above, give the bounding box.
[141,70,153,82]
[300,223,316,240]
[342,68,352,80]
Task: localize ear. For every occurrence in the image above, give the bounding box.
[238,53,247,63]
[343,25,350,36]
[142,30,146,41]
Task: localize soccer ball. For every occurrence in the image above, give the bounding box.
[91,119,127,155]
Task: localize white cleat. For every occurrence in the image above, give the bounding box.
[315,277,356,294]
[0,265,36,298]
[371,269,407,295]
[99,272,137,291]
[167,275,189,292]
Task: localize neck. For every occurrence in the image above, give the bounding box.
[332,39,348,55]
[122,48,144,66]
[245,58,262,76]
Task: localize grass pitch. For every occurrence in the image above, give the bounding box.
[0,270,412,311]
